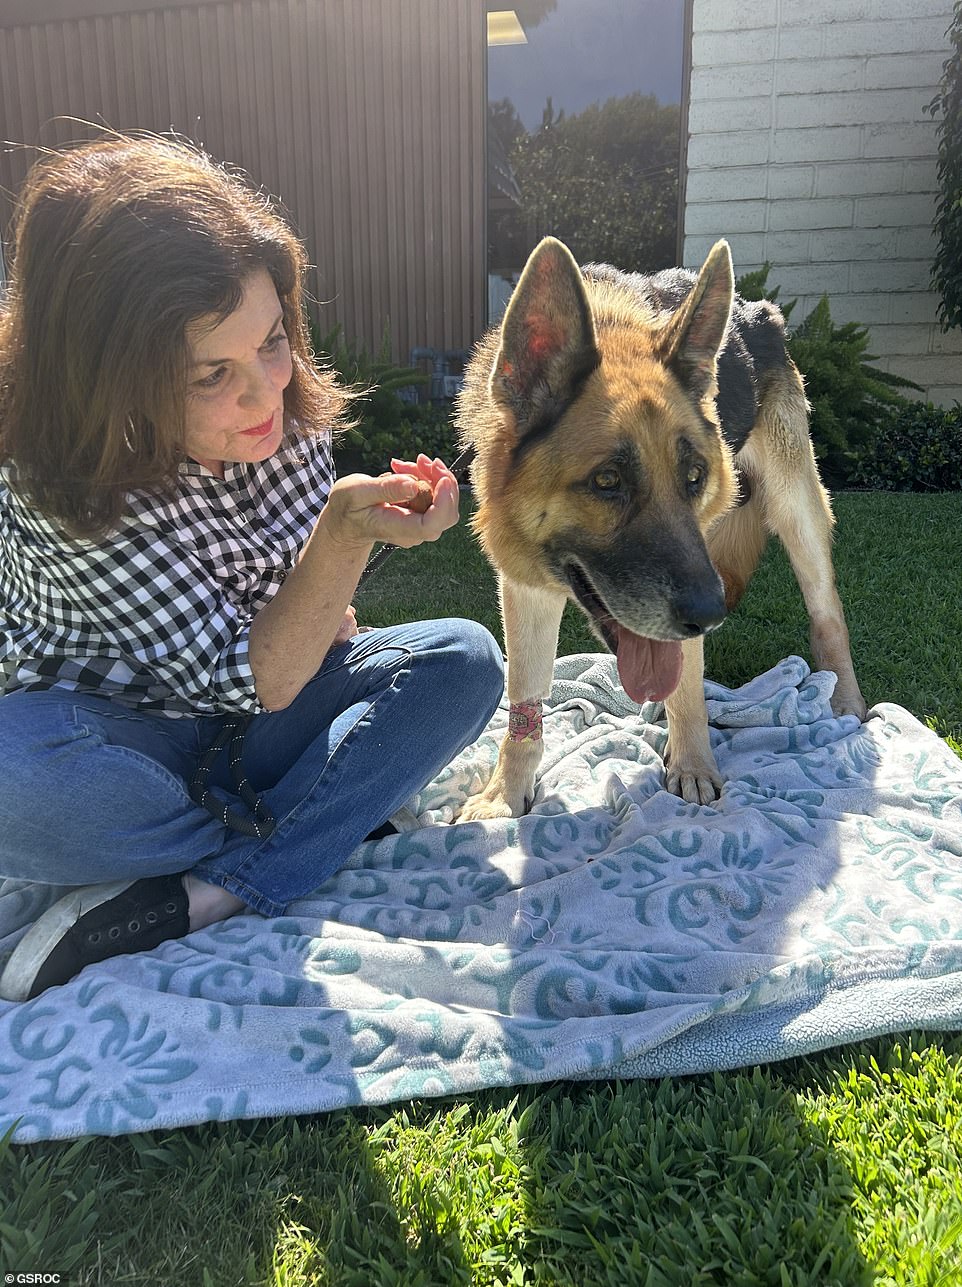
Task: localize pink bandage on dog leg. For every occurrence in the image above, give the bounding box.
[508,699,543,742]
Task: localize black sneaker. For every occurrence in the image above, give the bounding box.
[0,874,189,1003]
[364,805,423,841]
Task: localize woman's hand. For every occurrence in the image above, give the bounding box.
[320,458,459,552]
[389,453,459,493]
[249,455,459,710]
[332,605,359,645]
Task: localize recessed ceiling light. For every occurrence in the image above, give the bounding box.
[487,10,527,46]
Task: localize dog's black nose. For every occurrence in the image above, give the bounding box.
[672,586,727,637]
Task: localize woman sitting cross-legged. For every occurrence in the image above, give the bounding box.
[0,134,504,1003]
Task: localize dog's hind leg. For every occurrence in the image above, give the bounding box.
[752,371,867,719]
[459,577,566,820]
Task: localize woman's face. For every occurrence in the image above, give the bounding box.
[183,268,294,476]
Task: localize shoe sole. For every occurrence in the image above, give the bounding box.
[388,805,422,833]
[0,878,139,1003]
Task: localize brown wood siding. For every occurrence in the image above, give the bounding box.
[0,0,487,366]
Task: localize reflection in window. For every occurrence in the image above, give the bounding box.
[486,0,686,321]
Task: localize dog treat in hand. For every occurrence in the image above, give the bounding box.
[401,479,434,513]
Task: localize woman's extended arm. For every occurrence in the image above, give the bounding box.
[248,460,459,710]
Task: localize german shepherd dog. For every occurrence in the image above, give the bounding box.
[455,236,866,820]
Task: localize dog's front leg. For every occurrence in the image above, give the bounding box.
[663,636,722,805]
[459,577,566,820]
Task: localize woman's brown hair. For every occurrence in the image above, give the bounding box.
[0,133,350,536]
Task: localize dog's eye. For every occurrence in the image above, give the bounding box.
[686,464,706,496]
[591,469,622,494]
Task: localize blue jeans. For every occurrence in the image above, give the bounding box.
[0,620,504,916]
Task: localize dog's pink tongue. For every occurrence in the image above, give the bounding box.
[614,627,683,704]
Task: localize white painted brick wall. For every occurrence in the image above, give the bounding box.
[684,0,962,407]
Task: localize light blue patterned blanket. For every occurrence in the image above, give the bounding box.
[2,654,961,1143]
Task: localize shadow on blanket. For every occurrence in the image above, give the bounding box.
[1,654,960,1143]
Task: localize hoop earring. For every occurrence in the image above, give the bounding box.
[124,415,137,452]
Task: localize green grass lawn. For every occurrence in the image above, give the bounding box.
[4,491,962,1286]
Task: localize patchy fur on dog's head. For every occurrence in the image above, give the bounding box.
[455,237,741,699]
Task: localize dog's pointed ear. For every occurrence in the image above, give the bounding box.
[491,237,600,437]
[658,240,734,401]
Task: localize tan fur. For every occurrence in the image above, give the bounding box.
[457,238,865,818]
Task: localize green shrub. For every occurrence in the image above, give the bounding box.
[342,401,461,475]
[787,296,919,485]
[850,400,962,492]
[307,319,451,473]
[309,319,426,401]
[734,260,796,322]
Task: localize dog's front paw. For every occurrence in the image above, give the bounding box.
[459,794,515,822]
[458,784,529,822]
[458,737,541,821]
[830,685,868,722]
[664,743,722,805]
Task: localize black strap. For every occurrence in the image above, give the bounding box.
[189,715,276,839]
[444,443,477,482]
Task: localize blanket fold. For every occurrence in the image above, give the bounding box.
[2,655,960,1143]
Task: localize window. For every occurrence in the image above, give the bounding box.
[486,0,688,321]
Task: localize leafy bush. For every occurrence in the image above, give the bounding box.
[734,268,919,485]
[735,260,796,323]
[850,400,962,491]
[307,319,459,473]
[342,401,460,476]
[309,319,425,398]
[787,296,918,484]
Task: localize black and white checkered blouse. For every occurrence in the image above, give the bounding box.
[0,431,334,717]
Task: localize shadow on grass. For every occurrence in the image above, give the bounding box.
[1,1109,470,1285]
[346,1072,876,1284]
[8,1031,962,1283]
[503,1074,874,1286]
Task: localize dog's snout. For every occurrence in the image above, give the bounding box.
[672,585,727,638]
